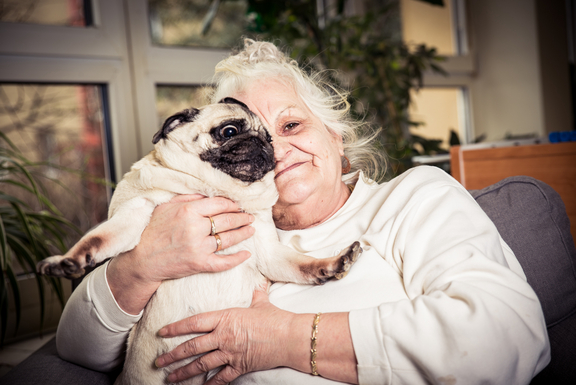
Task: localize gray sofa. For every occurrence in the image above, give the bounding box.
[2,176,575,385]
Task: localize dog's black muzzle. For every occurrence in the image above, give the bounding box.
[200,134,276,183]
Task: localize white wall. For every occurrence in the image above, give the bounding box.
[468,0,545,141]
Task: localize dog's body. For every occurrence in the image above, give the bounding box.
[38,98,361,384]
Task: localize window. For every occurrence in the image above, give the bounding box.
[401,0,468,56]
[149,0,249,48]
[409,87,470,147]
[0,0,232,342]
[400,0,474,149]
[0,0,91,27]
[156,85,212,123]
[0,84,110,228]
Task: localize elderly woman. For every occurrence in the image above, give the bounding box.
[57,40,550,385]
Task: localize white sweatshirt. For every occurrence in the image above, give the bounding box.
[56,166,550,384]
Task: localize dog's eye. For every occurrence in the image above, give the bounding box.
[221,125,239,138]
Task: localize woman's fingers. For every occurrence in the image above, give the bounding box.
[251,281,271,304]
[192,196,242,217]
[210,224,255,252]
[158,286,271,341]
[168,194,205,203]
[168,195,254,235]
[159,311,218,338]
[205,251,252,272]
[170,195,255,249]
[157,297,292,383]
[167,350,230,383]
[206,365,243,385]
[156,333,217,368]
[169,194,240,214]
[209,211,255,235]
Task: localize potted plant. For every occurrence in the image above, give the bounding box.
[0,132,81,344]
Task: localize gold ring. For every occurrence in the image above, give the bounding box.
[209,216,217,236]
[214,233,222,252]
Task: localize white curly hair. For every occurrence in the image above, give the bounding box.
[209,39,385,182]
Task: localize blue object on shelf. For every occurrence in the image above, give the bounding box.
[549,131,576,143]
[549,132,561,143]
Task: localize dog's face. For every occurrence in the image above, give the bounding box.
[152,98,275,184]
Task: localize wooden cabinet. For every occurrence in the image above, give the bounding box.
[450,142,576,240]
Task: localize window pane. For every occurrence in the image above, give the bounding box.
[0,84,111,247]
[409,87,468,149]
[400,0,467,56]
[0,0,91,27]
[156,85,212,124]
[149,0,249,48]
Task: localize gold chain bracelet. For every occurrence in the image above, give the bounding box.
[311,312,322,376]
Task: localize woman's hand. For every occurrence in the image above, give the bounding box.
[107,194,255,315]
[155,286,303,385]
[155,284,359,384]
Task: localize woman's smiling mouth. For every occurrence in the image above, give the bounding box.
[275,162,306,179]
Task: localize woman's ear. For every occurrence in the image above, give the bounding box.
[332,131,345,156]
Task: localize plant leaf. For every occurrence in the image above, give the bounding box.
[6,266,21,335]
[0,275,7,345]
[0,215,7,271]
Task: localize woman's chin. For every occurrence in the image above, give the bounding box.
[275,180,316,207]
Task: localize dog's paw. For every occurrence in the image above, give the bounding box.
[334,241,362,280]
[37,256,86,279]
[307,241,363,285]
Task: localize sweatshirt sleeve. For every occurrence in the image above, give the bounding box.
[349,169,550,385]
[56,260,142,372]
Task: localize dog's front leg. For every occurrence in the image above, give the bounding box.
[260,241,362,285]
[252,213,362,284]
[37,196,159,279]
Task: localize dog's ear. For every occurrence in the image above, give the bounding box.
[218,97,249,111]
[153,108,200,144]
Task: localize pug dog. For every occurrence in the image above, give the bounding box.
[37,98,362,384]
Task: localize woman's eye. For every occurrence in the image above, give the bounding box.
[221,125,239,138]
[284,122,299,131]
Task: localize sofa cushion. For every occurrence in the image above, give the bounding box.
[470,176,576,327]
[0,337,117,385]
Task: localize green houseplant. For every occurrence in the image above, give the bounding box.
[0,131,81,344]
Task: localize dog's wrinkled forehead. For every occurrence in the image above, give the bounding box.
[151,98,261,146]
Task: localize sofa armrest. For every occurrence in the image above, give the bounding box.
[530,309,576,384]
[470,176,576,327]
[470,176,576,385]
[0,337,118,385]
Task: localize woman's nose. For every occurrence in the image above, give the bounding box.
[271,136,291,161]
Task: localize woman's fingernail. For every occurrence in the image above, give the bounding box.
[249,214,255,223]
[167,373,178,382]
[155,357,164,368]
[158,327,167,337]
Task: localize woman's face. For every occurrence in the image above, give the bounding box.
[232,79,347,228]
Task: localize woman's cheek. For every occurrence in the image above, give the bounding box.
[276,177,315,205]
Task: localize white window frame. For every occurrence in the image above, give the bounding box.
[418,0,475,145]
[123,0,228,156]
[0,0,230,177]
